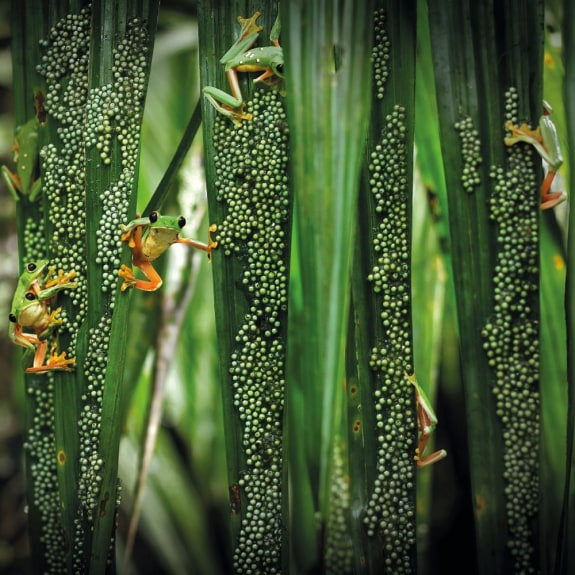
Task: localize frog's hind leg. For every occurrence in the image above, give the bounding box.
[414,394,447,469]
[540,170,566,210]
[120,259,163,292]
[25,339,49,372]
[26,341,75,373]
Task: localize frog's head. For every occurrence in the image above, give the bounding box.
[21,260,48,282]
[10,260,48,319]
[148,211,186,231]
[142,212,188,261]
[270,49,284,78]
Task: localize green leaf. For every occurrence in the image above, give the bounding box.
[428,0,545,572]
[283,0,373,571]
[198,2,291,572]
[557,3,575,574]
[11,2,159,571]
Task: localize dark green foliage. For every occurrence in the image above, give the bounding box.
[2,1,573,574]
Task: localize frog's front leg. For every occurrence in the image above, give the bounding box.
[119,223,150,291]
[176,224,219,258]
[44,268,77,289]
[40,270,78,301]
[36,306,64,340]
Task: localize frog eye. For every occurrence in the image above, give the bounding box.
[150,211,159,223]
[25,292,36,301]
[26,262,37,272]
[178,216,186,229]
[9,314,16,323]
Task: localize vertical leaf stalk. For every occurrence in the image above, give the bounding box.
[11,1,158,571]
[199,2,291,572]
[283,0,372,571]
[559,2,575,573]
[349,2,418,573]
[428,0,543,572]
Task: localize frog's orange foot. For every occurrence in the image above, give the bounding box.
[209,224,219,248]
[504,121,542,146]
[415,447,448,469]
[206,224,219,261]
[120,228,138,248]
[118,264,137,291]
[541,191,567,210]
[47,306,64,326]
[237,12,263,40]
[26,347,75,373]
[224,106,253,128]
[46,268,78,288]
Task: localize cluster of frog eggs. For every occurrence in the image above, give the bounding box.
[371,8,390,100]
[483,86,539,574]
[38,6,92,346]
[455,115,482,193]
[363,105,417,575]
[23,380,66,573]
[89,19,149,295]
[37,6,151,538]
[212,88,289,574]
[79,20,149,516]
[324,443,353,575]
[22,8,94,568]
[76,315,112,513]
[23,218,46,261]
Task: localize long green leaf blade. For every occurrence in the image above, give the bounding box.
[199,2,292,572]
[428,0,545,572]
[283,0,372,571]
[558,2,575,573]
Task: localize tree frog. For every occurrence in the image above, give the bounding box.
[2,115,43,202]
[118,211,218,292]
[405,373,447,468]
[203,11,283,127]
[9,261,78,373]
[504,101,566,210]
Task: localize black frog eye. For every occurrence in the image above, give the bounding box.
[150,211,159,223]
[9,314,16,323]
[26,262,37,272]
[25,292,36,301]
[178,216,186,229]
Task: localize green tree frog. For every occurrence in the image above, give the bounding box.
[504,101,566,210]
[203,11,283,126]
[2,116,42,202]
[405,373,447,468]
[9,261,78,373]
[118,211,218,292]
